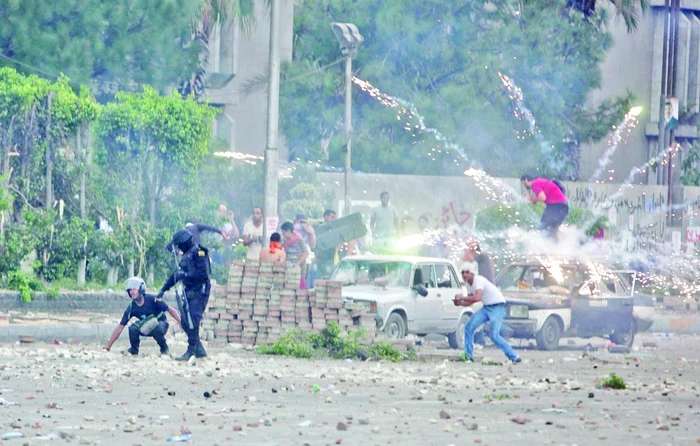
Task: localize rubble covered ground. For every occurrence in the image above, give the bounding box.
[0,333,699,445]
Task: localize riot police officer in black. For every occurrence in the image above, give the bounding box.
[157,229,211,361]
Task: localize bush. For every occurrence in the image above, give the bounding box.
[46,286,59,299]
[599,373,626,389]
[7,270,44,303]
[258,322,405,362]
[475,203,594,233]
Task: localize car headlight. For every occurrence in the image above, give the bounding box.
[348,299,377,313]
[508,304,529,318]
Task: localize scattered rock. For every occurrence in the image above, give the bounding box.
[233,424,243,431]
[358,419,369,425]
[439,410,452,419]
[371,426,380,434]
[511,416,528,425]
[337,422,348,431]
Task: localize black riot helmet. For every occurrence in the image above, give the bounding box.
[172,229,194,252]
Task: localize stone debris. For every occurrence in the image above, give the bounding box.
[511,416,529,425]
[0,329,696,444]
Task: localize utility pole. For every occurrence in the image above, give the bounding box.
[331,23,363,216]
[667,0,680,228]
[658,0,681,228]
[263,0,281,240]
[343,55,352,217]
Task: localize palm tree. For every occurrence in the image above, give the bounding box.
[570,0,650,33]
[179,0,257,97]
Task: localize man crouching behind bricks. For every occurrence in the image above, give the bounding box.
[104,277,181,356]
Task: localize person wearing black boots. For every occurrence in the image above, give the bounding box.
[157,229,212,361]
[104,277,181,356]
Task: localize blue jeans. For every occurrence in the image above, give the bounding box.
[464,303,518,361]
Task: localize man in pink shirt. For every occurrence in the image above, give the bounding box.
[520,174,569,240]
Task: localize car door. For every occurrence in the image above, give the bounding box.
[434,263,462,331]
[412,264,443,333]
[571,274,634,337]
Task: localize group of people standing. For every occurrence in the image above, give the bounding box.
[243,206,351,289]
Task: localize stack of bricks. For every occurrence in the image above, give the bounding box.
[202,260,378,345]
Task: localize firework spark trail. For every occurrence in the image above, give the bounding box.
[603,143,682,208]
[497,72,564,171]
[352,77,471,166]
[588,106,642,184]
[463,167,525,205]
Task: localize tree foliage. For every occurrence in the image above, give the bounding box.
[279,0,634,179]
[0,67,227,287]
[0,0,202,96]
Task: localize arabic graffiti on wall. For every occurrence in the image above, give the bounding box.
[401,201,473,232]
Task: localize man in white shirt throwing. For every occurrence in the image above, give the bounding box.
[454,264,521,363]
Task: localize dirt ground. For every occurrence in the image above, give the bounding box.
[0,332,698,446]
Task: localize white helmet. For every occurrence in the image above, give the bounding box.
[125,277,146,298]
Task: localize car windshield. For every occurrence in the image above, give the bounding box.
[330,259,412,287]
[497,264,575,296]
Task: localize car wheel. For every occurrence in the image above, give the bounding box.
[447,314,470,350]
[535,316,561,351]
[610,320,636,347]
[384,312,406,339]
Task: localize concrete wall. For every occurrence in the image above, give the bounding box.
[0,291,178,315]
[318,172,700,251]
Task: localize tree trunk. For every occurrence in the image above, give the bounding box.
[107,266,118,286]
[79,125,86,219]
[20,105,36,195]
[147,156,157,286]
[45,93,53,211]
[76,127,87,286]
[77,258,87,285]
[149,159,158,225]
[131,154,145,221]
[128,259,135,278]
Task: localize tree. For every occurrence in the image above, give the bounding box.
[0,0,202,96]
[180,0,259,97]
[570,0,650,33]
[278,0,634,179]
[1,0,262,99]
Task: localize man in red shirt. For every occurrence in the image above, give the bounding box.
[520,174,569,240]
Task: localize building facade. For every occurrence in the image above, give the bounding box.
[204,0,295,158]
[581,1,700,188]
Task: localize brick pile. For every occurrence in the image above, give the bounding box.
[203,260,378,345]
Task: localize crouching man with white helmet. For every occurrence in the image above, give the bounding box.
[103,277,182,356]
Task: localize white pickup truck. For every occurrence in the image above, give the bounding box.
[330,255,481,350]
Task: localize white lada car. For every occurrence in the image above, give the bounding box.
[330,255,482,350]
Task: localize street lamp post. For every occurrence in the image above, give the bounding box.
[263,0,281,240]
[331,22,363,216]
